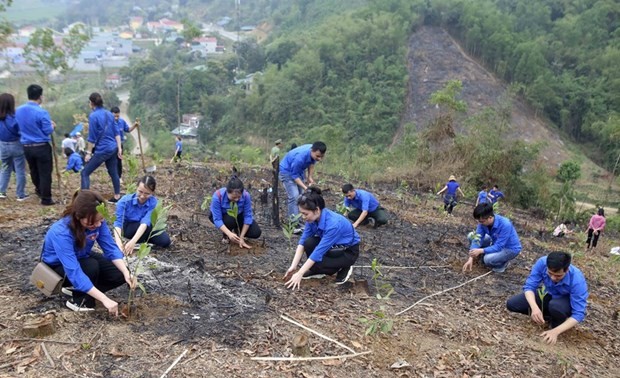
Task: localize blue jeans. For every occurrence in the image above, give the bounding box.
[0,141,27,198]
[469,234,519,270]
[279,173,302,221]
[81,149,120,195]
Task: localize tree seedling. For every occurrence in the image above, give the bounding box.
[359,258,395,336]
[282,214,301,250]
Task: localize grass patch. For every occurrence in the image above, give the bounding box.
[4,0,67,23]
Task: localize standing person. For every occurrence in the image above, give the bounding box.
[110,106,136,181]
[209,176,261,249]
[342,183,388,228]
[62,133,76,152]
[0,93,28,201]
[42,190,134,313]
[15,84,56,206]
[75,132,86,158]
[463,203,522,273]
[171,136,182,163]
[284,187,360,289]
[489,185,505,204]
[81,92,122,203]
[279,141,327,229]
[475,185,491,206]
[113,175,171,255]
[270,139,282,167]
[506,251,588,345]
[436,174,465,215]
[585,208,606,250]
[62,147,83,173]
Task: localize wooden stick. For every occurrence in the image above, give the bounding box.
[135,119,146,172]
[395,271,493,316]
[2,338,81,345]
[50,134,64,200]
[251,350,371,362]
[41,342,55,368]
[352,265,450,269]
[280,314,355,354]
[160,348,188,378]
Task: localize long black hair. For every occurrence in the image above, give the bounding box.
[297,186,325,211]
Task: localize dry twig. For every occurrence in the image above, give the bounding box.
[280,314,355,354]
[352,265,450,269]
[251,350,372,362]
[41,342,55,368]
[160,348,188,378]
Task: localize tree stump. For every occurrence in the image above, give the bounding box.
[22,314,56,338]
[291,334,310,357]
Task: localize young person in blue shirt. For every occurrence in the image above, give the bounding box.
[43,190,134,314]
[341,183,388,228]
[113,176,171,255]
[171,136,183,163]
[506,251,588,345]
[81,93,122,203]
[489,185,505,204]
[209,176,261,249]
[62,147,83,173]
[463,203,522,273]
[436,175,465,215]
[279,142,326,229]
[110,106,137,181]
[15,84,56,205]
[284,187,360,289]
[475,185,490,206]
[0,93,28,201]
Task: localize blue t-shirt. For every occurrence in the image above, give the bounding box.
[209,188,254,229]
[279,144,316,181]
[470,214,522,255]
[88,107,119,154]
[42,216,124,293]
[344,189,379,212]
[0,115,20,142]
[15,101,54,144]
[523,256,589,322]
[115,117,130,143]
[299,208,361,263]
[489,189,504,204]
[477,191,489,204]
[66,152,83,172]
[175,140,183,153]
[446,181,460,196]
[114,193,159,228]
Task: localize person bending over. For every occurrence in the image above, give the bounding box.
[284,187,360,289]
[113,175,171,255]
[506,251,588,345]
[342,183,388,228]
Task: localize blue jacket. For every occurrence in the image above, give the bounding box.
[175,140,182,152]
[471,214,522,255]
[15,101,54,144]
[279,144,316,181]
[115,117,130,143]
[477,190,489,204]
[66,152,83,172]
[114,193,159,228]
[210,188,254,229]
[523,256,589,322]
[344,189,379,212]
[0,115,20,142]
[42,216,124,293]
[489,189,504,204]
[299,208,361,263]
[446,181,460,196]
[88,107,119,154]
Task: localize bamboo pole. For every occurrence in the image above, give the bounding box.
[135,118,146,172]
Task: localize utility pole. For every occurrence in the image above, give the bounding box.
[235,0,241,74]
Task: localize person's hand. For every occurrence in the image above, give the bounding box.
[123,240,136,256]
[530,307,545,325]
[352,222,359,229]
[283,267,296,281]
[285,271,303,290]
[462,258,473,272]
[102,297,119,317]
[594,230,600,235]
[51,121,56,129]
[469,248,484,258]
[117,148,122,160]
[238,237,252,249]
[307,177,315,185]
[540,329,559,345]
[85,152,91,162]
[228,232,241,244]
[124,273,137,290]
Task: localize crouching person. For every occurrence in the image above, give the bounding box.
[506,251,588,345]
[342,183,388,228]
[42,190,134,313]
[284,187,360,289]
[209,176,261,249]
[463,203,521,273]
[113,175,171,255]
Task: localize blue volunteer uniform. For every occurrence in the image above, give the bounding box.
[41,217,124,293]
[471,214,522,255]
[446,181,460,196]
[175,140,182,153]
[88,107,119,153]
[210,188,253,228]
[279,144,316,181]
[66,152,83,172]
[15,102,53,144]
[113,193,159,229]
[115,117,130,143]
[489,189,505,204]
[477,190,489,204]
[299,208,361,263]
[0,114,20,142]
[344,189,379,212]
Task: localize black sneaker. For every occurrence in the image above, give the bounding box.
[367,217,376,228]
[17,194,31,202]
[61,287,73,296]
[66,299,95,312]
[108,197,119,204]
[335,266,353,285]
[302,272,326,280]
[293,228,303,235]
[0,193,6,199]
[41,199,56,206]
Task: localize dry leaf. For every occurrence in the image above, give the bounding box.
[322,358,343,366]
[390,360,411,369]
[5,346,17,355]
[351,341,363,349]
[109,347,130,358]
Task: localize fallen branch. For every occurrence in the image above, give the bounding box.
[280,314,355,354]
[3,338,81,345]
[352,265,450,269]
[160,348,188,378]
[395,271,493,316]
[41,342,55,368]
[251,350,371,362]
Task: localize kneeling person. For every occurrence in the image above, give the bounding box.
[463,203,521,273]
[209,176,261,249]
[63,147,83,173]
[113,176,171,255]
[285,187,360,289]
[506,251,588,345]
[342,183,388,228]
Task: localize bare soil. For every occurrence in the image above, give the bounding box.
[1,157,619,377]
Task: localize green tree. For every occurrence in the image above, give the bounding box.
[557,161,581,183]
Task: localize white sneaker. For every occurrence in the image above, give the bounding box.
[335,266,353,285]
[66,299,94,312]
[302,272,326,280]
[61,287,73,296]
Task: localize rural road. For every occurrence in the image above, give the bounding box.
[117,90,149,155]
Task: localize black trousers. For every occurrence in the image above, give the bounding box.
[209,212,262,239]
[123,221,172,247]
[52,253,126,308]
[303,236,359,275]
[24,143,53,202]
[506,292,572,328]
[586,229,600,248]
[348,208,388,227]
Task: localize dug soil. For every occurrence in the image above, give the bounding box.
[1,157,619,378]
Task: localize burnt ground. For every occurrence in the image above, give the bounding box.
[0,159,619,377]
